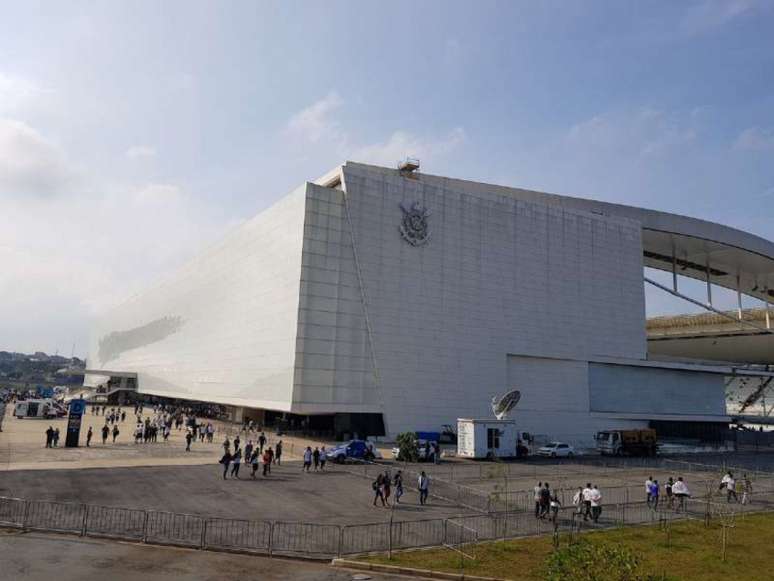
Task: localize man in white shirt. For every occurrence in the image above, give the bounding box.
[581,483,593,521]
[533,482,543,519]
[726,475,737,503]
[720,471,731,492]
[672,477,690,512]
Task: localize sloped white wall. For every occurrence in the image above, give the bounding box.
[86,185,308,409]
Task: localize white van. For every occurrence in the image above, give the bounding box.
[13,399,67,419]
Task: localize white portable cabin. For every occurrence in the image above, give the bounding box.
[456,418,519,459]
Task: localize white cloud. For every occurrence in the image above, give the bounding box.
[734,127,774,151]
[0,72,41,114]
[125,145,157,159]
[0,118,76,196]
[284,93,466,168]
[350,127,466,167]
[681,0,760,36]
[285,91,343,143]
[565,108,696,157]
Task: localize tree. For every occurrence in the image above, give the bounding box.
[395,431,419,462]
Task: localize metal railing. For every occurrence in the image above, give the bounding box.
[3,489,774,559]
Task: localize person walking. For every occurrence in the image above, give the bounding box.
[303,447,312,472]
[582,483,593,521]
[86,426,93,447]
[312,447,320,471]
[665,477,674,509]
[726,473,737,503]
[45,425,54,448]
[645,476,654,507]
[539,483,551,519]
[250,449,260,478]
[244,441,253,464]
[112,424,120,443]
[258,432,266,454]
[672,477,690,512]
[572,486,584,517]
[220,450,232,480]
[262,448,272,477]
[418,471,430,506]
[550,491,562,523]
[720,471,732,493]
[185,431,193,452]
[234,435,241,452]
[433,441,441,465]
[533,482,543,519]
[275,440,283,465]
[53,428,60,447]
[231,448,242,478]
[319,446,327,470]
[101,424,109,445]
[383,470,392,506]
[742,474,753,505]
[394,470,404,504]
[650,480,660,510]
[373,473,386,507]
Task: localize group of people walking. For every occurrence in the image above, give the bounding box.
[644,475,692,510]
[533,482,566,522]
[302,446,327,471]
[219,435,283,479]
[371,469,429,507]
[718,471,753,504]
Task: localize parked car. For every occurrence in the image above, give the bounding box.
[536,442,575,458]
[326,440,383,463]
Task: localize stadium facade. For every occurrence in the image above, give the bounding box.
[84,162,774,444]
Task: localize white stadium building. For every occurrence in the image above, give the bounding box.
[84,161,774,445]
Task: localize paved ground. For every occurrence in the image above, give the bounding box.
[0,405,397,471]
[0,462,473,525]
[0,405,323,471]
[0,528,405,581]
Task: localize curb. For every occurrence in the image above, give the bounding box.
[331,558,506,580]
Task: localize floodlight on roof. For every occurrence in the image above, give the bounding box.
[398,157,420,173]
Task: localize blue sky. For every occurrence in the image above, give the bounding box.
[1,0,773,355]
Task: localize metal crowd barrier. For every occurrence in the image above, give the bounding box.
[3,485,774,559]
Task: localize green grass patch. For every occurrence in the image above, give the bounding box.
[359,512,774,580]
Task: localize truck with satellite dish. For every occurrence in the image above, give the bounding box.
[457,389,529,459]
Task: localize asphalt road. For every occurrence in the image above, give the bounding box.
[0,462,470,525]
[0,529,403,581]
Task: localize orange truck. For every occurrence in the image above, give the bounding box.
[596,429,657,456]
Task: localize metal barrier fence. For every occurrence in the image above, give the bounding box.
[3,490,774,559]
[4,461,774,560]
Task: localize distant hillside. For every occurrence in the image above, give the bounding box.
[0,351,85,386]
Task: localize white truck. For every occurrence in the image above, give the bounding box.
[13,399,67,419]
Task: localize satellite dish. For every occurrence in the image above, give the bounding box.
[491,390,521,420]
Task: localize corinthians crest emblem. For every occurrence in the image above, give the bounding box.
[399,201,430,246]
